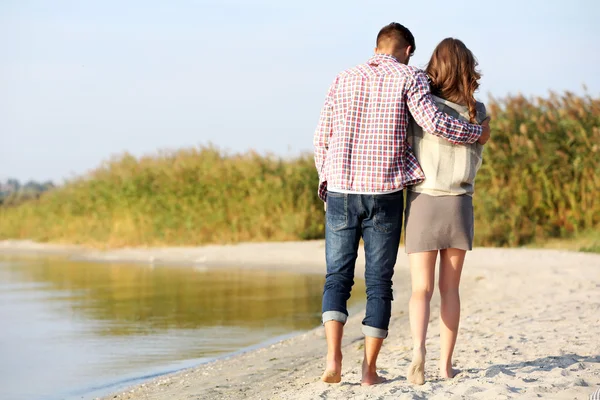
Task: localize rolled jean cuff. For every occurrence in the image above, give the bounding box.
[322,311,348,325]
[362,324,388,339]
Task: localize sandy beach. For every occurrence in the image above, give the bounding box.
[1,240,599,399]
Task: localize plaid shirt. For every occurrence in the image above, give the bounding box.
[313,54,482,201]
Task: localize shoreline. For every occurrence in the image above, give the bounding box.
[1,241,600,399]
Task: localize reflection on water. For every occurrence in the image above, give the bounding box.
[0,256,365,400]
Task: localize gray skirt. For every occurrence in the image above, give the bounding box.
[404,191,474,253]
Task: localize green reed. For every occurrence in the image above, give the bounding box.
[0,92,598,247]
[0,147,324,247]
[475,91,600,246]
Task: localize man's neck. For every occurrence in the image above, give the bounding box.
[373,51,405,65]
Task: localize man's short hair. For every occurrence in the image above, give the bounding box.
[376,22,416,55]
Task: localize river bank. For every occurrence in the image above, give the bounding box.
[1,240,599,399]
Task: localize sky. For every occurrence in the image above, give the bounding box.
[1,0,599,183]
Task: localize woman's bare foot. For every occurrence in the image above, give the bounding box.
[439,362,460,379]
[361,359,385,386]
[321,354,342,383]
[407,347,426,385]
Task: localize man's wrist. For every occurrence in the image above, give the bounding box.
[472,124,483,142]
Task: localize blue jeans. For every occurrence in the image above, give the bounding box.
[322,191,403,339]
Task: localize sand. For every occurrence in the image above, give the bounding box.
[1,240,599,399]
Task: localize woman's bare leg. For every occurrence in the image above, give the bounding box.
[438,248,466,378]
[407,251,437,385]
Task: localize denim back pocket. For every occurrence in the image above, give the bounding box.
[326,192,348,231]
[373,192,403,233]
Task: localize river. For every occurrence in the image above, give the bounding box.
[0,255,365,400]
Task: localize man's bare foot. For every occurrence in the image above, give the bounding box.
[439,363,460,379]
[361,359,385,386]
[321,355,342,383]
[407,347,426,385]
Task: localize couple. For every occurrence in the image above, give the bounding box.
[313,22,490,386]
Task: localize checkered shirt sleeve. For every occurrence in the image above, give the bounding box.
[406,70,482,145]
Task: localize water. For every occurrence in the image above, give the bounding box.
[0,255,365,400]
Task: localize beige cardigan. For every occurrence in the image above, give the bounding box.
[408,95,487,196]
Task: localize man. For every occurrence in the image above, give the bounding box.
[313,22,490,386]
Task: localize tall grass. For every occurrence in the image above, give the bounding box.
[0,92,598,247]
[0,147,324,247]
[475,91,600,246]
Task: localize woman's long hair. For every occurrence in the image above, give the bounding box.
[425,38,481,123]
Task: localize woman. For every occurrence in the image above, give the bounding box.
[404,38,488,385]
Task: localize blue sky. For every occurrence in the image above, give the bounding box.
[1,0,598,182]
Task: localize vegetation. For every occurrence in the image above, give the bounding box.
[475,91,599,246]
[529,229,600,254]
[0,91,598,248]
[0,148,323,247]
